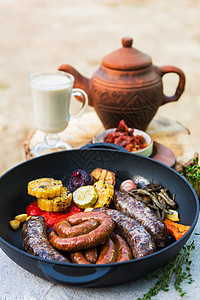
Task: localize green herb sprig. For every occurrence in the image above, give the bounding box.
[183,159,200,198]
[138,240,195,300]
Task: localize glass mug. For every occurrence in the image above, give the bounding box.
[30,71,88,156]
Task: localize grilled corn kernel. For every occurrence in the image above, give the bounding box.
[28,178,63,198]
[93,179,114,208]
[10,220,20,230]
[37,187,72,212]
[15,213,27,223]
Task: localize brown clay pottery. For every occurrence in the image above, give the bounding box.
[59,37,186,130]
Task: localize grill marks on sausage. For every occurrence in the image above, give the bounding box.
[113,191,168,248]
[94,207,156,259]
[48,211,115,252]
[22,216,69,263]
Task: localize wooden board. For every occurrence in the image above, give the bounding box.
[151,141,176,167]
[24,112,196,172]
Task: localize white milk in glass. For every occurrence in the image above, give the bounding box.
[31,74,73,133]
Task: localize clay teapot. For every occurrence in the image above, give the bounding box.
[59,37,186,131]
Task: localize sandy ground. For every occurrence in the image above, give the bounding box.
[0,0,200,175]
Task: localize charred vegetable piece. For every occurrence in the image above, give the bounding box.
[28,178,63,199]
[37,187,72,212]
[93,180,114,208]
[164,218,191,240]
[128,179,176,219]
[91,168,115,185]
[73,186,98,208]
[67,169,93,192]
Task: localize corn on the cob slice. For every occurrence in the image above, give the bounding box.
[93,179,114,208]
[37,187,72,212]
[28,178,63,199]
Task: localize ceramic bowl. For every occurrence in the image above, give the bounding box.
[93,128,153,157]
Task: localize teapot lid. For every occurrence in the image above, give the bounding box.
[102,37,152,71]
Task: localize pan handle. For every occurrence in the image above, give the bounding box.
[39,262,112,285]
[80,143,128,152]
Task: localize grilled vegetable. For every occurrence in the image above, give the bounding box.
[73,185,98,209]
[67,169,93,192]
[37,187,72,212]
[128,179,176,219]
[91,168,115,186]
[119,179,137,193]
[93,180,114,208]
[28,178,63,199]
[163,218,191,240]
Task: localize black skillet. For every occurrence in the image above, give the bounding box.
[0,146,199,287]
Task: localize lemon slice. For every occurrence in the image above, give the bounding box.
[165,209,180,222]
[73,186,98,209]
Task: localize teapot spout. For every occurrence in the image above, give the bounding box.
[58,64,93,106]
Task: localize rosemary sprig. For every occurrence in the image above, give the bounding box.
[138,241,195,300]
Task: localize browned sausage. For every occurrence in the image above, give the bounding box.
[55,219,99,238]
[112,191,168,248]
[94,207,156,259]
[96,238,117,264]
[83,247,98,264]
[70,252,92,264]
[48,211,114,252]
[112,233,132,262]
[22,216,69,263]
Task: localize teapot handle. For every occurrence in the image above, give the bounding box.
[155,66,186,105]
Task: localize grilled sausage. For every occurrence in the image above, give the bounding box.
[94,207,156,259]
[48,211,114,252]
[112,233,132,262]
[70,234,132,264]
[55,219,99,238]
[96,238,117,264]
[70,252,92,264]
[112,191,168,248]
[69,247,98,265]
[84,247,98,264]
[22,216,69,263]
